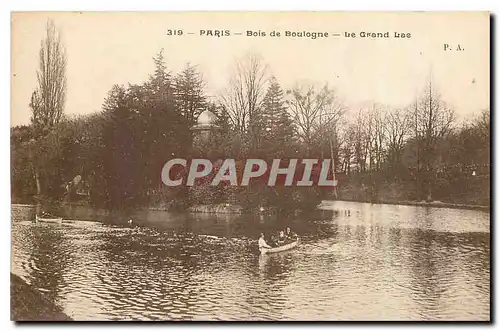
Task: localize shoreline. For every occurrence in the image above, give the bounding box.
[10,273,72,321]
[13,196,490,215]
[324,198,490,212]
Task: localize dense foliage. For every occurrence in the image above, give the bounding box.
[11,50,490,209]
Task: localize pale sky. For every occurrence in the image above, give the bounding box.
[11,12,490,127]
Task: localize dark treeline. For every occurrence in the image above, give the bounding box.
[11,30,490,210]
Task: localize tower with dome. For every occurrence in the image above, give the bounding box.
[190,110,221,152]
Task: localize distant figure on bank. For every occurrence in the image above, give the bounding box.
[258,233,272,249]
[128,219,133,225]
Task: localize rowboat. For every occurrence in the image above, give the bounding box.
[35,215,63,223]
[260,238,299,255]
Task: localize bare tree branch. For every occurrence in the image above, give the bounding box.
[219,53,269,150]
[30,19,67,136]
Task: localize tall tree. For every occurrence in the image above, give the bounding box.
[147,49,174,108]
[368,104,386,171]
[173,63,207,126]
[259,77,295,157]
[384,107,410,172]
[411,79,456,199]
[352,108,370,172]
[149,50,171,90]
[286,84,345,156]
[30,19,67,136]
[102,84,127,112]
[339,123,356,174]
[97,52,191,208]
[100,98,142,207]
[29,19,67,195]
[219,53,269,151]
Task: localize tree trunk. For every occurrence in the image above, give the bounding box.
[35,168,41,195]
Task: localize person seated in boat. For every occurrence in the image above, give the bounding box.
[268,234,278,247]
[39,210,55,218]
[285,227,297,241]
[258,233,272,249]
[277,230,286,246]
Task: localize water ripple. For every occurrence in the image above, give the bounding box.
[11,204,490,321]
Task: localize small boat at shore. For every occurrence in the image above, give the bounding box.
[260,238,300,255]
[35,215,63,224]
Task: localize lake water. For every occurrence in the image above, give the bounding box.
[11,201,490,321]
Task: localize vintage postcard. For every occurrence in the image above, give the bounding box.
[10,12,490,321]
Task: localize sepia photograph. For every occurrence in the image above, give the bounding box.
[10,11,490,321]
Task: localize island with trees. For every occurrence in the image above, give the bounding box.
[11,20,490,214]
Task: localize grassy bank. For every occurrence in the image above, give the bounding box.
[10,273,71,321]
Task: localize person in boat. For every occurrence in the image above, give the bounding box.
[277,230,286,246]
[268,234,278,247]
[39,210,55,218]
[258,233,272,250]
[285,227,298,241]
